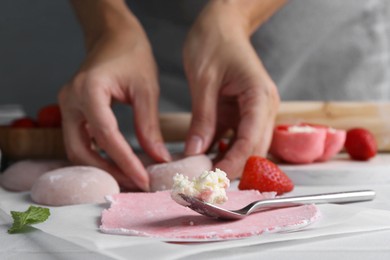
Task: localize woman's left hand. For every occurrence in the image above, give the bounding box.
[183,1,280,179]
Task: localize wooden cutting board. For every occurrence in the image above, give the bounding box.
[1,101,389,160]
[0,128,66,160]
[160,101,390,152]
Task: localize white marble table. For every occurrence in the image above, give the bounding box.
[1,156,390,260]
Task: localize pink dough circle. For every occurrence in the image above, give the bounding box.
[100,190,320,241]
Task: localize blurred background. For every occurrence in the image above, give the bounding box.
[0,0,389,131]
[0,1,84,116]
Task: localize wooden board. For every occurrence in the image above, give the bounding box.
[276,102,390,152]
[160,101,390,151]
[0,127,66,160]
[0,101,389,160]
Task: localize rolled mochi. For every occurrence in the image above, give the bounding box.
[270,126,327,164]
[0,160,69,191]
[316,128,346,162]
[31,166,120,206]
[147,154,212,192]
[270,124,346,164]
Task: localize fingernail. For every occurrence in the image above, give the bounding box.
[135,175,150,192]
[186,135,203,155]
[132,176,149,192]
[141,182,150,192]
[156,143,172,162]
[134,169,151,192]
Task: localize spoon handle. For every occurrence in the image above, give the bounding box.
[248,190,376,214]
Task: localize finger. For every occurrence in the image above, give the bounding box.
[206,123,230,154]
[59,85,139,190]
[215,95,265,179]
[185,74,220,156]
[61,112,139,190]
[132,81,171,163]
[210,129,236,164]
[84,89,150,191]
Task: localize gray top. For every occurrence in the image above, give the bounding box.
[128,0,390,112]
[0,0,389,128]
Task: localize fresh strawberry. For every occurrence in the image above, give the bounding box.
[275,124,291,131]
[10,117,37,128]
[238,156,294,195]
[344,128,377,161]
[37,104,62,127]
[218,139,228,153]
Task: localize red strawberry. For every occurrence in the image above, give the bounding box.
[344,128,377,161]
[238,156,294,195]
[37,104,62,127]
[10,117,37,128]
[218,139,228,153]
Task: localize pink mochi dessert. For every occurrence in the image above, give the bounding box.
[31,166,120,206]
[316,127,346,162]
[0,160,69,191]
[270,124,346,164]
[147,154,212,192]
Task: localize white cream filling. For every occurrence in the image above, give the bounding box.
[171,168,230,206]
[288,125,316,133]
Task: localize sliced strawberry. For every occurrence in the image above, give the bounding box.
[344,128,377,161]
[37,104,62,127]
[238,156,294,195]
[10,117,37,128]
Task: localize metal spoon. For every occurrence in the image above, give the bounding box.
[179,190,376,220]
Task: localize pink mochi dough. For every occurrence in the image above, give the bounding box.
[0,160,69,191]
[100,190,320,241]
[315,129,346,162]
[147,154,212,192]
[270,128,327,164]
[31,166,120,206]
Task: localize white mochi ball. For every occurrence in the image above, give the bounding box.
[0,160,69,191]
[147,154,212,192]
[31,166,120,206]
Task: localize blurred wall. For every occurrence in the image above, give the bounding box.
[1,0,389,120]
[0,0,84,116]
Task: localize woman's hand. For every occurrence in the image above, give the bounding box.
[59,14,170,191]
[183,1,282,179]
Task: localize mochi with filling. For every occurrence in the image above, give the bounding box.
[270,125,327,164]
[270,124,346,164]
[316,128,346,162]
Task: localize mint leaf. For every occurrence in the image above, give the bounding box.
[8,205,50,234]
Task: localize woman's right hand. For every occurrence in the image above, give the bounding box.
[58,17,171,191]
